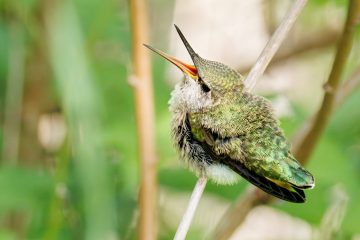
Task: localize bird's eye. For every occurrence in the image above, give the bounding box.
[201,83,210,92]
[198,78,210,92]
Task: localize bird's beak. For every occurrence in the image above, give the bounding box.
[144,44,198,79]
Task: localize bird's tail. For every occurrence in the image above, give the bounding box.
[284,155,315,190]
[222,158,306,203]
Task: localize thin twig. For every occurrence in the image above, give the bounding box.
[213,1,360,239]
[245,0,308,91]
[174,177,207,240]
[238,27,340,74]
[129,0,157,239]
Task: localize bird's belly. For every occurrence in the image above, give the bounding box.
[205,163,240,185]
[170,110,239,185]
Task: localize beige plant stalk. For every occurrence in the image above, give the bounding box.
[129,0,157,239]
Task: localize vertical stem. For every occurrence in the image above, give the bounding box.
[174,177,207,240]
[128,0,157,239]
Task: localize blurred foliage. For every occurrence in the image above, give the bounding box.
[0,0,359,239]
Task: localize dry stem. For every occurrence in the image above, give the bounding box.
[174,177,207,240]
[238,27,340,74]
[128,0,157,239]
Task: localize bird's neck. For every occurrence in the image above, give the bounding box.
[169,81,214,114]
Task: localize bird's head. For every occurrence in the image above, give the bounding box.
[144,25,244,102]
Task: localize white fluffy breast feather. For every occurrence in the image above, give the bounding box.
[168,78,240,185]
[168,79,212,113]
[206,164,240,185]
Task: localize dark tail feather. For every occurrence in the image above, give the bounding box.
[222,158,306,203]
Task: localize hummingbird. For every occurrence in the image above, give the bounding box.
[145,25,315,203]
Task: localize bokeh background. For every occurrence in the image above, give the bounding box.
[0,0,360,239]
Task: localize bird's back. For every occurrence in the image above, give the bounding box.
[190,91,314,192]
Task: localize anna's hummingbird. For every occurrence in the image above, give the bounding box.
[145,25,314,203]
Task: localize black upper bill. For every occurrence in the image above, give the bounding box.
[174,24,198,62]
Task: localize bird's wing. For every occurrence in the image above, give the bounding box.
[196,130,307,203]
[221,156,306,202]
[189,94,313,203]
[241,125,314,191]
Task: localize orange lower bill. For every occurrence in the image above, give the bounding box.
[144,44,198,79]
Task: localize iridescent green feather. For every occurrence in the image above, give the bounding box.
[190,91,314,190]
